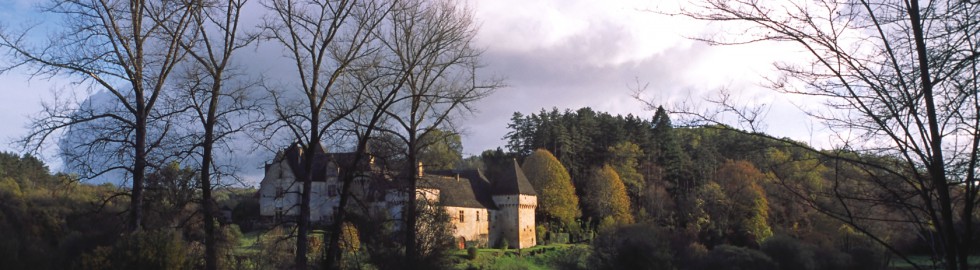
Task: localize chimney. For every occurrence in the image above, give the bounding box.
[418,162,424,177]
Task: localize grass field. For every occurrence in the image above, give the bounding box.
[451,244,590,270]
[235,230,263,256]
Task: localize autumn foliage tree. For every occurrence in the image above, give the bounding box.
[582,164,633,229]
[522,149,581,230]
[713,160,772,246]
[607,141,645,210]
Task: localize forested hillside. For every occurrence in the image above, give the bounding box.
[480,106,940,269]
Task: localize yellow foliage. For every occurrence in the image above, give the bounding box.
[522,149,581,227]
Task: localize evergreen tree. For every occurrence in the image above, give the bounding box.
[651,106,695,227]
[607,141,645,216]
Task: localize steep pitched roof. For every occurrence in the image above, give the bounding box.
[492,159,537,196]
[278,143,376,182]
[424,170,496,209]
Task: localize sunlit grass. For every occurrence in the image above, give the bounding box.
[452,244,589,270]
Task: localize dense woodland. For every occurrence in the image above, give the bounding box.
[480,107,927,269]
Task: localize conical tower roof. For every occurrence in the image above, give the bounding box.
[493,159,537,196]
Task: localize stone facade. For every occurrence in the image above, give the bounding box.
[257,144,377,224]
[257,144,538,249]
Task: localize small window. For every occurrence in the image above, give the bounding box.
[476,211,480,221]
[459,210,465,222]
[328,185,337,197]
[275,187,285,198]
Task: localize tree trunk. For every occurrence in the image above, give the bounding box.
[405,133,418,269]
[131,114,146,232]
[201,81,221,270]
[296,129,318,270]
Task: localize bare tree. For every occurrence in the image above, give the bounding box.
[0,0,198,233]
[261,0,388,268]
[643,1,980,269]
[371,0,498,267]
[163,0,259,268]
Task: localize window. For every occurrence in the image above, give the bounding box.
[476,211,480,221]
[328,184,337,197]
[275,187,285,198]
[459,210,465,222]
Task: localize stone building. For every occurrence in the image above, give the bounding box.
[257,143,380,224]
[257,144,538,249]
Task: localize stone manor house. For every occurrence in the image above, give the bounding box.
[257,144,538,248]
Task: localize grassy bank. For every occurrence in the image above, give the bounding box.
[451,244,590,270]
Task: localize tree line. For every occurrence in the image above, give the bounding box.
[493,106,971,269]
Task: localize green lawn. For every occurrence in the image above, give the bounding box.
[452,244,590,270]
[235,230,263,255]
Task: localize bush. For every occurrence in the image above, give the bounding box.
[550,245,591,270]
[536,225,547,244]
[76,229,190,270]
[697,245,776,270]
[467,247,478,260]
[811,245,851,270]
[761,235,816,270]
[590,223,673,270]
[848,246,889,270]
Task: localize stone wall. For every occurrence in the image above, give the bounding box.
[491,194,538,249]
[445,206,490,246]
[258,160,340,222]
[516,194,537,248]
[491,195,517,248]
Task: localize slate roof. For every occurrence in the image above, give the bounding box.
[423,170,496,209]
[492,159,537,196]
[276,143,376,182]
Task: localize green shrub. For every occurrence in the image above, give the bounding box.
[467,246,478,260]
[812,245,851,270]
[76,229,190,270]
[698,245,776,270]
[761,235,816,270]
[550,245,591,270]
[590,223,673,270]
[536,225,547,244]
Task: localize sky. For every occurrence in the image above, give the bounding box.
[0,0,827,179]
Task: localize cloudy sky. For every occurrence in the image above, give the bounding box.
[0,0,823,176]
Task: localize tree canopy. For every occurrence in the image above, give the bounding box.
[521,149,581,229]
[582,164,633,229]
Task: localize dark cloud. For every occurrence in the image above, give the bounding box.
[460,25,714,155]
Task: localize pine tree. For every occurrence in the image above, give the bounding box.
[651,106,695,226]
